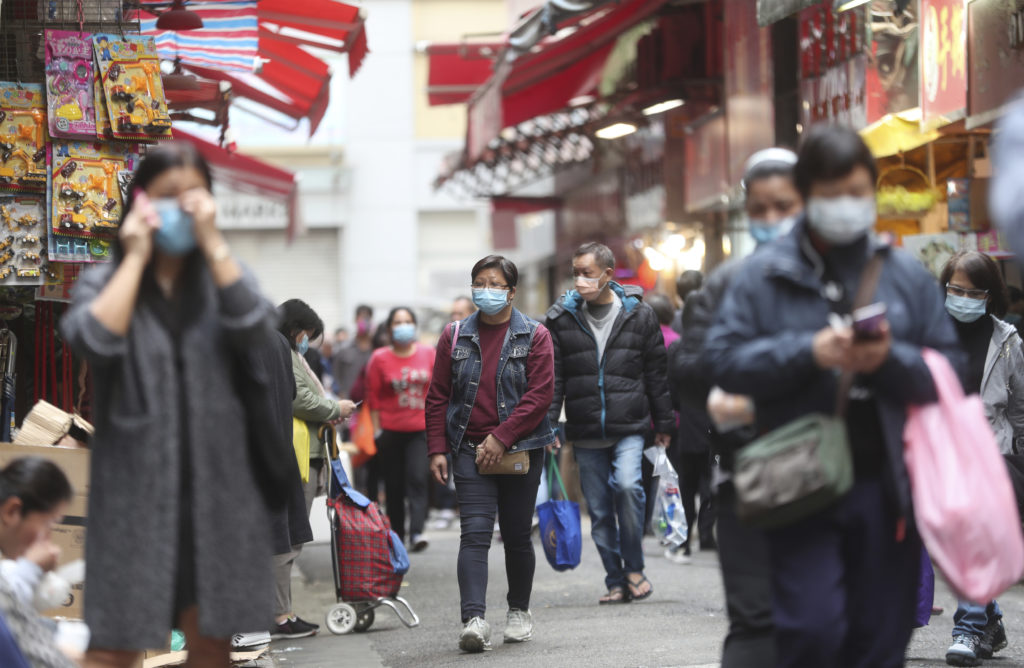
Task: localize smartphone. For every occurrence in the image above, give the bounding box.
[852,302,887,340]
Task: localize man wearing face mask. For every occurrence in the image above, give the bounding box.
[545,242,674,605]
[332,304,375,400]
[705,125,963,667]
[669,147,802,668]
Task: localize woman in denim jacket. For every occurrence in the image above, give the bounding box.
[425,255,556,654]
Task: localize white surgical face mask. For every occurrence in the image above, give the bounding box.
[806,196,877,246]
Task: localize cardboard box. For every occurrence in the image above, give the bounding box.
[0,443,89,619]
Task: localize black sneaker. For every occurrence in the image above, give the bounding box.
[979,616,1008,659]
[271,617,317,640]
[946,634,982,666]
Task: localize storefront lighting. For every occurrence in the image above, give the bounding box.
[643,246,669,271]
[834,0,871,11]
[722,236,732,256]
[659,234,687,256]
[595,122,638,140]
[642,99,684,116]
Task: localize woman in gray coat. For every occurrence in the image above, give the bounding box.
[940,250,1024,666]
[62,144,279,668]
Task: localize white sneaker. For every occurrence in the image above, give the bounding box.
[459,617,493,653]
[664,547,691,565]
[503,609,533,643]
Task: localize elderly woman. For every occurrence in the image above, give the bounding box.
[62,143,280,668]
[425,255,556,654]
[705,126,962,668]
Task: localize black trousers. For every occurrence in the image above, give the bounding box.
[376,429,428,541]
[679,451,714,547]
[766,477,920,668]
[453,443,543,622]
[716,482,776,668]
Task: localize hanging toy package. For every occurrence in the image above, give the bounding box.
[44,31,97,139]
[644,447,688,549]
[0,82,48,193]
[93,34,172,141]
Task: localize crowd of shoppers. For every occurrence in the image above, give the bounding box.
[3,118,1015,668]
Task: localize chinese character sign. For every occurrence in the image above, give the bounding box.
[921,0,966,125]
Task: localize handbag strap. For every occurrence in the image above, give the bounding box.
[834,246,887,417]
[547,450,569,500]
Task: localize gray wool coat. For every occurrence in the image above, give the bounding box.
[61,258,277,650]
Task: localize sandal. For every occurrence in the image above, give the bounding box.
[626,574,653,601]
[598,586,630,605]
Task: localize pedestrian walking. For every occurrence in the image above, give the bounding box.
[365,307,435,551]
[450,295,476,323]
[425,255,556,653]
[671,270,703,335]
[546,242,674,604]
[0,458,76,668]
[674,147,802,667]
[705,125,962,668]
[62,143,282,667]
[333,304,375,399]
[940,251,1024,666]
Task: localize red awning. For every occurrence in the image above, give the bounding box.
[467,0,667,159]
[427,43,501,106]
[171,127,300,238]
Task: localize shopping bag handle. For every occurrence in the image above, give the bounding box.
[547,450,569,500]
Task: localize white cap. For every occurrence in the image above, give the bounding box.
[742,148,798,190]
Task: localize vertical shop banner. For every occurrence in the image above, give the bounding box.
[865,2,920,124]
[967,0,1024,127]
[725,0,775,186]
[685,114,728,212]
[921,0,967,125]
[799,2,868,129]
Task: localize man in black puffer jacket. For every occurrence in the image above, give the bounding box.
[546,242,674,605]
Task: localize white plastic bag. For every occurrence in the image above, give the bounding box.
[645,447,688,548]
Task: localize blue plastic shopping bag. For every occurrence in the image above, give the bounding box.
[536,452,582,572]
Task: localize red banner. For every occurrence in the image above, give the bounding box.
[921,0,967,125]
[799,2,867,129]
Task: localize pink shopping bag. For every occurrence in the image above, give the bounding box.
[904,348,1024,603]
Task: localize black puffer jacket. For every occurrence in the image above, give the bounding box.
[546,282,675,440]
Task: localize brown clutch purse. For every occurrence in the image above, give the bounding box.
[478,450,530,475]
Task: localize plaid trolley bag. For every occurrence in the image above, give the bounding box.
[322,425,419,635]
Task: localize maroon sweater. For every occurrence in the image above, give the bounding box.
[426,319,554,456]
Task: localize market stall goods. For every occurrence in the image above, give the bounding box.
[0,83,48,194]
[93,34,172,141]
[45,31,97,140]
[0,194,49,286]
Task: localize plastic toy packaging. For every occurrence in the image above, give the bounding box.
[0,83,48,193]
[645,447,688,549]
[0,194,48,286]
[93,34,172,141]
[47,140,139,263]
[45,31,96,139]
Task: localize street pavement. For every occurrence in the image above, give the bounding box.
[267,511,1024,668]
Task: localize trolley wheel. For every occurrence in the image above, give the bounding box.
[325,603,358,635]
[354,608,375,633]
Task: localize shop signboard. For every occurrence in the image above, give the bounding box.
[799,2,867,129]
[921,0,967,125]
[684,114,728,212]
[725,0,775,186]
[967,0,1024,128]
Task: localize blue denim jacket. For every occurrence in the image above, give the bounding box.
[445,309,556,454]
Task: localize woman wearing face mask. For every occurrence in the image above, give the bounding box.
[939,251,1024,667]
[705,125,963,668]
[0,457,75,668]
[61,143,282,668]
[276,298,356,639]
[424,255,556,653]
[365,307,435,551]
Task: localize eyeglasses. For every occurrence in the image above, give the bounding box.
[471,283,509,291]
[946,283,989,301]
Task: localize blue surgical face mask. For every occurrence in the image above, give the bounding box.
[749,216,797,246]
[945,294,988,323]
[472,288,509,316]
[296,333,310,355]
[152,198,197,256]
[391,323,417,344]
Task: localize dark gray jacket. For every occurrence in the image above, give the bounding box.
[62,260,277,649]
[546,282,674,440]
[705,220,963,521]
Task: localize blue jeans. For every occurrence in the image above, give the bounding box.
[574,435,646,590]
[953,600,1002,638]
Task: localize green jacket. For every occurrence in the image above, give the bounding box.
[291,350,340,458]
